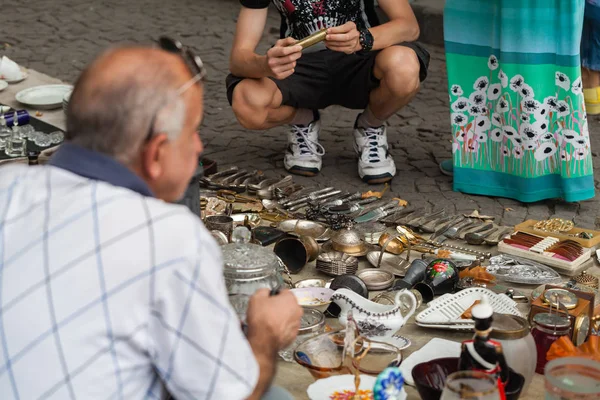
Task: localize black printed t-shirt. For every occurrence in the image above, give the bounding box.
[240,0,380,40]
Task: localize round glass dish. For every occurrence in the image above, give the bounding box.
[545,357,600,400]
[279,308,325,362]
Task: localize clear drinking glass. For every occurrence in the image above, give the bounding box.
[544,357,600,400]
[441,371,500,400]
[0,115,11,150]
[5,130,26,157]
[11,117,26,140]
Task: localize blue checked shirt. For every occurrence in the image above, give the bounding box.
[0,144,258,399]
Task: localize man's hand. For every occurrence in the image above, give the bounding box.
[246,288,303,350]
[265,37,303,80]
[325,22,361,54]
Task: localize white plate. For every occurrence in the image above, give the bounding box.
[0,80,7,92]
[307,375,379,400]
[399,338,462,386]
[16,84,73,110]
[4,71,28,84]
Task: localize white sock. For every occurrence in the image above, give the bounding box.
[357,106,386,129]
[291,109,316,126]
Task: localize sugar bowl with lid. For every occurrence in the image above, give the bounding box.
[221,242,285,320]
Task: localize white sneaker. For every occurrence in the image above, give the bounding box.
[284,119,325,177]
[353,124,396,184]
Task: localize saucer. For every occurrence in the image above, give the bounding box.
[4,70,28,84]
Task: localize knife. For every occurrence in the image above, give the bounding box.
[419,214,458,233]
[354,201,404,223]
[329,196,379,213]
[283,187,336,207]
[406,209,446,228]
[206,166,238,180]
[321,192,363,208]
[279,186,319,204]
[288,189,343,211]
[385,207,426,225]
[430,216,465,240]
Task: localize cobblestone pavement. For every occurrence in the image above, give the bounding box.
[2,0,599,227]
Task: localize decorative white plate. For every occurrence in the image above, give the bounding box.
[0,80,7,92]
[399,338,462,386]
[307,375,380,400]
[416,287,522,328]
[4,71,28,84]
[374,333,411,351]
[15,84,73,110]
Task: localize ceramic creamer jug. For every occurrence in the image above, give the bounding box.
[332,288,417,338]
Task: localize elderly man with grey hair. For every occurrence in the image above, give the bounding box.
[0,41,301,400]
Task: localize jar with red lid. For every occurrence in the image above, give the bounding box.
[531,313,571,374]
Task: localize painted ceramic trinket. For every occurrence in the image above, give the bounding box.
[373,368,406,400]
[413,259,459,302]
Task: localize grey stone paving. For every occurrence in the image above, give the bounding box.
[2,0,599,227]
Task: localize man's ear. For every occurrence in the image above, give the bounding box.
[142,133,169,180]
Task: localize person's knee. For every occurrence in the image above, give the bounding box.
[231,79,276,130]
[378,47,421,98]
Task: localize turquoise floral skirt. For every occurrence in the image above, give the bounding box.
[444,0,595,202]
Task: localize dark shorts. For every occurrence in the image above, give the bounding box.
[226,42,430,110]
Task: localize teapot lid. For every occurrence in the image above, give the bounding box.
[221,242,279,274]
[332,228,363,247]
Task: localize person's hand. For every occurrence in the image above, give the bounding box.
[325,22,361,54]
[246,288,303,350]
[265,37,303,80]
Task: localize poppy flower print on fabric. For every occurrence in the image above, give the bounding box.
[447,53,592,179]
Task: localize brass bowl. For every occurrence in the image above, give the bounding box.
[378,233,408,255]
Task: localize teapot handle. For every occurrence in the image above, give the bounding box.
[394,289,417,320]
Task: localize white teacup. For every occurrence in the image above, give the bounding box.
[0,56,22,81]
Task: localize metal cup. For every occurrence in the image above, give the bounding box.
[274,236,319,274]
[204,215,233,241]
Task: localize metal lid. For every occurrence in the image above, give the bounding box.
[298,308,325,335]
[533,312,571,330]
[490,313,531,340]
[542,289,578,310]
[221,242,279,275]
[332,228,363,247]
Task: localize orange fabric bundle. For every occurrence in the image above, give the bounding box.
[579,336,600,361]
[459,266,496,283]
[547,336,600,362]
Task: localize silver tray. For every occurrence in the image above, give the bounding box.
[486,254,562,285]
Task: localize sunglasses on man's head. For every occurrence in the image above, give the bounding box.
[158,36,206,92]
[144,37,206,141]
